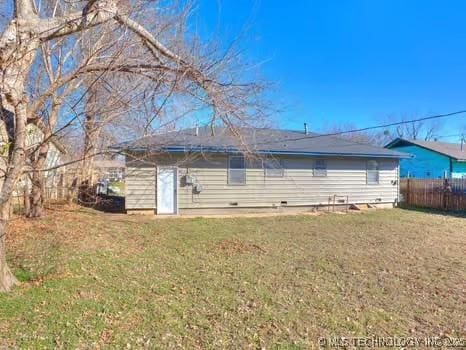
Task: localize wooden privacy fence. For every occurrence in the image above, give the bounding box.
[400,178,466,211]
[10,168,102,215]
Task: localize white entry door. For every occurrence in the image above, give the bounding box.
[157,167,177,214]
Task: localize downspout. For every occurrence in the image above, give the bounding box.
[396,159,400,207]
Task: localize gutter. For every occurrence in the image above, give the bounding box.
[113,145,411,159]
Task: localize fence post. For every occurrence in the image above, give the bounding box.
[442,178,450,210]
[406,178,411,205]
[23,186,30,217]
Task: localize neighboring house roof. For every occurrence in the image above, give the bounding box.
[114,127,409,159]
[385,138,466,161]
[94,159,126,169]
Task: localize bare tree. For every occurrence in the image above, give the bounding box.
[322,114,445,148]
[381,114,443,143]
[26,37,84,217]
[0,0,269,291]
[322,122,381,145]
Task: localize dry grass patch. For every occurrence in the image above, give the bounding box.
[0,208,465,348]
[216,239,266,256]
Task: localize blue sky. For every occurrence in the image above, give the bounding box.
[195,0,466,140]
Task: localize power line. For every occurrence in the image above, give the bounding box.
[434,133,463,139]
[254,109,466,146]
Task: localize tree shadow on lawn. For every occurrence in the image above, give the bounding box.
[85,194,125,214]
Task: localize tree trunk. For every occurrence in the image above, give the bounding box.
[27,90,61,218]
[0,11,40,291]
[23,184,30,216]
[81,87,101,187]
[28,177,44,217]
[79,116,100,204]
[0,97,30,291]
[28,146,48,218]
[81,115,99,185]
[0,202,17,292]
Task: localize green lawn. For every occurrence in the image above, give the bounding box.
[107,180,125,196]
[1,208,465,348]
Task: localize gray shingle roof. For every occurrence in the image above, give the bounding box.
[114,127,409,159]
[94,159,126,169]
[386,138,466,160]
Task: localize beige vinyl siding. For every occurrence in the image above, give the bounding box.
[125,165,156,209]
[124,154,399,210]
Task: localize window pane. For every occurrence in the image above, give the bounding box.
[367,170,379,184]
[265,168,284,177]
[229,156,246,184]
[264,159,284,177]
[367,160,378,170]
[229,169,246,184]
[314,169,327,177]
[229,156,244,169]
[315,159,326,169]
[367,160,379,184]
[313,159,327,177]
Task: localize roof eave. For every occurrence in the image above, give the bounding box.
[384,138,404,149]
[118,145,410,159]
[385,139,465,160]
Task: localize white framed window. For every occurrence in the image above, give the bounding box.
[108,168,119,179]
[313,159,327,177]
[367,160,379,184]
[264,158,284,177]
[228,155,246,185]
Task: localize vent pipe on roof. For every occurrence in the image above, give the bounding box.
[195,122,199,136]
[304,122,308,135]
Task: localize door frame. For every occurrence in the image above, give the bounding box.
[156,166,178,215]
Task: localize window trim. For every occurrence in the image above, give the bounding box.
[366,160,380,185]
[263,158,285,178]
[228,155,246,185]
[313,159,327,177]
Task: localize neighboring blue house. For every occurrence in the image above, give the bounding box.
[385,138,466,179]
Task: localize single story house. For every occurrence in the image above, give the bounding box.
[114,127,408,215]
[385,138,466,179]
